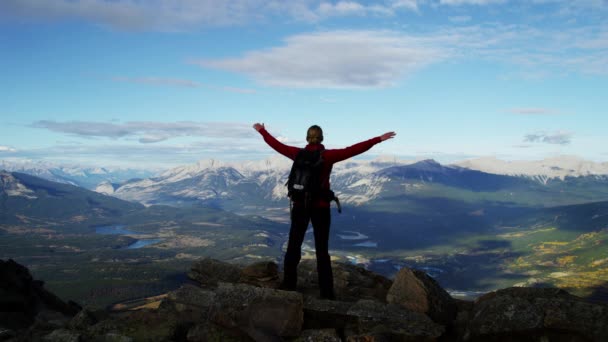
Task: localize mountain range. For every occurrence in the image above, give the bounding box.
[2,156,608,306]
[81,156,608,214]
[0,160,157,189]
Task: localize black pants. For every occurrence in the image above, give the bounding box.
[282,205,334,299]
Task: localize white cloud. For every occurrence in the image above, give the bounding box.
[318,1,367,17]
[31,121,256,143]
[194,23,608,88]
[524,131,572,145]
[0,146,17,152]
[195,30,444,88]
[391,0,419,11]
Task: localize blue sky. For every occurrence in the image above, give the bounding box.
[1,0,607,168]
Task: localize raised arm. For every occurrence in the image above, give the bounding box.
[253,123,299,160]
[325,131,396,163]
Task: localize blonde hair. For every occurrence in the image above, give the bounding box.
[306,125,324,144]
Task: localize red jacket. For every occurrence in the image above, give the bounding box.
[258,127,382,207]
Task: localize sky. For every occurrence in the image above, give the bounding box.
[1,0,607,169]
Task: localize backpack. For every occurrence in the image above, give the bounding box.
[286,149,324,204]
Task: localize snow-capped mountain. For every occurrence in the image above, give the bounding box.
[0,160,158,189]
[0,172,37,199]
[454,156,608,183]
[98,155,608,214]
[102,156,411,208]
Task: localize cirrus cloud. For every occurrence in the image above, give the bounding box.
[30,120,256,143]
[0,0,421,31]
[524,131,572,145]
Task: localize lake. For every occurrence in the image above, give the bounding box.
[94,225,162,249]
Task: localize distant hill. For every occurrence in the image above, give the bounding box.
[0,171,144,226]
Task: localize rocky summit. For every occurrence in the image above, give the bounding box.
[1,258,607,341]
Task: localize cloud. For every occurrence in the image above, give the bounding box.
[0,0,420,31]
[0,146,17,152]
[194,21,608,89]
[30,121,256,143]
[111,76,257,93]
[524,131,572,145]
[195,30,444,88]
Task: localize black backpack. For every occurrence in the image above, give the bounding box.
[286,149,324,204]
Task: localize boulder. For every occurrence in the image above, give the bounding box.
[386,267,457,325]
[68,309,98,330]
[42,329,81,342]
[295,328,341,342]
[239,261,280,288]
[465,287,608,341]
[298,260,393,301]
[303,296,356,330]
[188,258,242,288]
[158,284,217,323]
[345,299,444,340]
[0,259,80,331]
[186,322,247,342]
[213,282,304,339]
[101,332,133,342]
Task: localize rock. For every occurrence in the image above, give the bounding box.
[0,328,17,340]
[102,332,133,342]
[213,282,304,339]
[33,309,72,331]
[239,261,279,288]
[43,328,81,342]
[186,322,247,342]
[465,287,608,341]
[298,260,393,301]
[303,296,355,330]
[386,267,457,325]
[345,299,444,340]
[68,309,98,330]
[7,258,608,342]
[295,328,341,342]
[159,284,217,323]
[0,259,79,331]
[106,310,184,342]
[188,258,242,288]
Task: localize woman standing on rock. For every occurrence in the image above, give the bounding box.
[253,123,395,299]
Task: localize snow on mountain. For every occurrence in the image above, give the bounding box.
[0,160,158,189]
[107,156,411,206]
[0,172,37,199]
[453,156,608,183]
[95,181,117,195]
